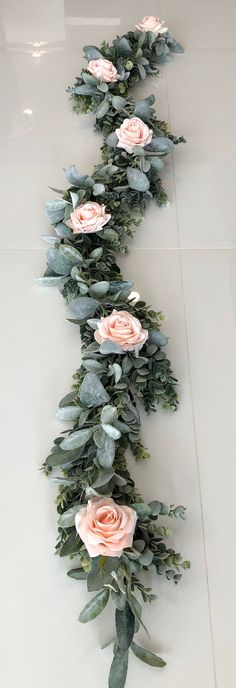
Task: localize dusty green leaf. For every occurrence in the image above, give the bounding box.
[131,642,166,668]
[79,588,109,623]
[109,648,129,688]
[60,428,93,450]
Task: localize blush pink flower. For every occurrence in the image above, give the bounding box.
[66,202,111,235]
[87,58,119,83]
[115,117,153,154]
[135,16,168,34]
[75,497,137,557]
[94,309,148,352]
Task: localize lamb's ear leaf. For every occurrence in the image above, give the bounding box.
[127,167,150,192]
[79,372,110,408]
[115,603,135,651]
[68,296,100,320]
[108,648,129,688]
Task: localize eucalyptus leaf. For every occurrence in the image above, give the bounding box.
[83,45,103,60]
[111,589,127,611]
[139,548,153,566]
[79,588,109,623]
[97,82,108,93]
[99,164,118,177]
[59,391,77,408]
[116,37,132,56]
[92,467,115,488]
[81,71,98,86]
[149,330,168,346]
[67,568,87,580]
[87,555,119,592]
[131,642,166,668]
[150,157,164,171]
[60,531,80,557]
[74,84,98,95]
[46,447,83,468]
[112,96,126,110]
[169,40,184,53]
[45,199,66,224]
[57,503,84,528]
[54,222,72,239]
[87,318,100,329]
[96,100,110,119]
[145,137,175,154]
[137,64,146,79]
[133,503,151,518]
[149,500,161,516]
[70,191,79,209]
[106,132,119,147]
[99,340,123,355]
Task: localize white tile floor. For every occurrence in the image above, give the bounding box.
[1,1,236,687]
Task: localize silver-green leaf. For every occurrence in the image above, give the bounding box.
[79,588,109,623]
[127,167,150,192]
[131,641,166,668]
[60,428,93,450]
[79,372,110,407]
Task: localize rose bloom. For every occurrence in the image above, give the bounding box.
[66,202,111,235]
[135,15,168,34]
[88,58,119,83]
[75,497,137,557]
[115,116,153,154]
[94,309,148,352]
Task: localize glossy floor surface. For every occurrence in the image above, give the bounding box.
[1,1,236,687]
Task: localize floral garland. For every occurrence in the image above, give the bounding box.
[40,15,189,688]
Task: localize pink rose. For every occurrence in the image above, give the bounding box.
[115,117,153,154]
[135,16,168,34]
[66,202,111,235]
[75,497,137,557]
[87,58,119,83]
[94,309,148,352]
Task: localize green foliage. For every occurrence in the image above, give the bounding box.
[115,603,135,651]
[131,641,166,668]
[41,17,189,688]
[79,587,110,622]
[108,648,129,688]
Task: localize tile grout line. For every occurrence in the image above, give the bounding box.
[1,246,236,251]
[165,73,219,688]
